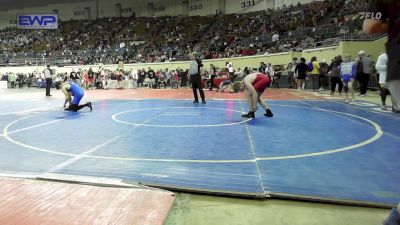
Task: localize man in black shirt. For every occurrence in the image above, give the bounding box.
[363,0,400,107]
[363,0,400,222]
[147,67,156,88]
[139,69,146,87]
[70,69,78,83]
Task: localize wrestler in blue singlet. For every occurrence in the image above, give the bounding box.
[68,82,84,105]
[55,81,92,112]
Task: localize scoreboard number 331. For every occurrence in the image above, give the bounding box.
[241,0,255,8]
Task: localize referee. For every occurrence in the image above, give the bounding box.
[44,65,53,96]
[189,52,206,104]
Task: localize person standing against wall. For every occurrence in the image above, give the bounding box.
[227,62,235,82]
[319,59,329,91]
[8,72,16,89]
[209,64,217,91]
[189,52,206,104]
[131,68,138,89]
[355,51,373,96]
[287,58,297,88]
[309,56,320,91]
[295,58,308,91]
[17,73,24,88]
[327,56,344,95]
[70,69,78,83]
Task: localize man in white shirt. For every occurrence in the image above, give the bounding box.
[376,52,398,112]
[226,62,235,81]
[272,33,279,42]
[131,69,138,89]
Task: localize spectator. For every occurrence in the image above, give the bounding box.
[244,67,251,76]
[8,72,16,88]
[147,67,156,88]
[82,70,90,89]
[100,68,108,90]
[139,69,146,87]
[355,50,373,96]
[259,62,267,74]
[319,59,329,91]
[295,58,308,91]
[209,64,217,91]
[226,62,235,81]
[340,54,357,103]
[272,65,281,88]
[375,52,399,112]
[309,56,320,91]
[27,73,34,88]
[70,69,79,83]
[131,68,138,89]
[235,68,244,79]
[116,69,123,89]
[158,69,168,88]
[327,55,343,95]
[17,73,24,88]
[265,63,274,79]
[272,33,280,42]
[289,58,298,88]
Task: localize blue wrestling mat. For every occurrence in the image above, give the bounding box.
[0,99,399,207]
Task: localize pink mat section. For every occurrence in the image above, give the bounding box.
[0,178,175,225]
[80,88,325,100]
[0,88,326,101]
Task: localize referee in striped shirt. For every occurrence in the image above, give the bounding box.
[44,65,53,96]
[189,52,206,104]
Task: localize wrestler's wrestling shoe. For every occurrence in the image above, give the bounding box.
[264,109,273,117]
[242,111,255,118]
[87,102,92,111]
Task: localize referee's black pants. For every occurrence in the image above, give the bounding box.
[190,75,205,102]
[357,72,370,95]
[45,78,52,96]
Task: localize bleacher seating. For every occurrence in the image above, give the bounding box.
[0,0,370,66]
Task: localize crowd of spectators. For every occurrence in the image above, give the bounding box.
[0,0,370,66]
[0,63,247,90]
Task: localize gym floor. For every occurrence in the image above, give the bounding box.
[0,87,398,225]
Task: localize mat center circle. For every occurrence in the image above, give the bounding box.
[112,107,252,128]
